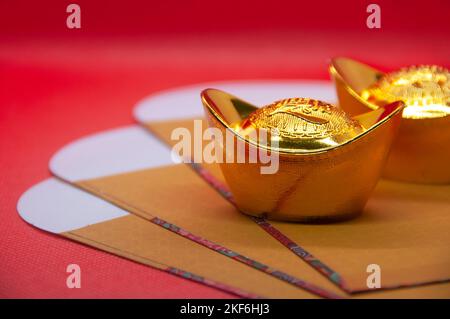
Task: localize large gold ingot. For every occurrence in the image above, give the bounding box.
[201,89,403,222]
[330,57,450,184]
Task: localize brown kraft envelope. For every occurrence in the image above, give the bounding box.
[65,214,317,298]
[68,207,450,299]
[20,178,450,298]
[76,164,346,298]
[19,178,322,298]
[144,118,450,293]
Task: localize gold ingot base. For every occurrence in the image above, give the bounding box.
[330,58,450,184]
[242,207,363,224]
[202,89,403,222]
[383,116,450,184]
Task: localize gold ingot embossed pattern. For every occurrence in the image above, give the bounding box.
[239,98,364,151]
[201,89,403,222]
[330,57,450,184]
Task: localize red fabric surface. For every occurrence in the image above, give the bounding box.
[0,1,449,298]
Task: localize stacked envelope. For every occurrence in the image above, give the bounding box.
[17,77,450,298]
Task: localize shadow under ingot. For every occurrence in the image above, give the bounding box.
[330,57,450,184]
[201,89,403,223]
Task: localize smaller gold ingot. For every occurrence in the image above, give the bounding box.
[202,89,403,222]
[330,58,450,184]
[362,65,450,119]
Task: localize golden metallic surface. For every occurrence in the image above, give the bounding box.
[238,98,364,152]
[201,88,403,222]
[362,65,450,119]
[330,57,450,184]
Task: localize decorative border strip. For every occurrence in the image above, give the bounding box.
[190,163,235,204]
[153,217,342,299]
[166,267,262,299]
[251,217,348,290]
[189,162,350,293]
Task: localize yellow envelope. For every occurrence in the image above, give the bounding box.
[146,118,450,292]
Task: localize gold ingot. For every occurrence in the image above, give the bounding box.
[330,57,450,184]
[201,89,403,222]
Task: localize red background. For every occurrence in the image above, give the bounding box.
[1,0,449,298]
